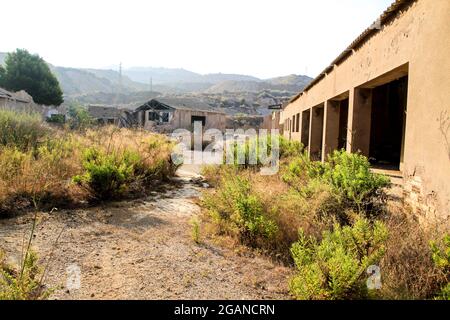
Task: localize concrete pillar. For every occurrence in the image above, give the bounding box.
[347,88,372,156]
[309,105,324,160]
[322,100,340,161]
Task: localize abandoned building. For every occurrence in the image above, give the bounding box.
[134,98,226,132]
[0,87,37,112]
[88,105,122,125]
[279,0,450,219]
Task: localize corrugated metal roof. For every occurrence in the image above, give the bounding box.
[137,98,226,114]
[289,0,415,104]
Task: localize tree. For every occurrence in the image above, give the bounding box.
[67,102,94,130]
[0,49,63,106]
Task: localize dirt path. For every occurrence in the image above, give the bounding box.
[0,166,292,300]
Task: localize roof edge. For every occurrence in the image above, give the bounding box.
[288,0,415,104]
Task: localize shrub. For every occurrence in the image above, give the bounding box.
[202,173,278,245]
[279,135,303,159]
[430,234,450,300]
[322,151,390,210]
[0,109,49,151]
[190,216,201,244]
[289,217,388,300]
[66,104,94,131]
[222,134,303,169]
[282,152,324,190]
[283,150,390,213]
[0,135,83,211]
[0,118,177,211]
[73,147,141,199]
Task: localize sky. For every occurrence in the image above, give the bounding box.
[1,0,393,79]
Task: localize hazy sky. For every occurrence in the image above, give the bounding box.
[1,0,392,78]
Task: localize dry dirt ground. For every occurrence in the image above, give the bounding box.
[0,166,292,300]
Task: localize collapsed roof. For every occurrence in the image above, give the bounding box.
[136,98,226,114]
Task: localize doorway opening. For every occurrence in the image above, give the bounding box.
[338,98,349,150]
[191,115,206,127]
[301,109,310,148]
[369,76,408,170]
[310,105,324,160]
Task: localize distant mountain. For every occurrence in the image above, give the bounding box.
[202,73,261,84]
[50,66,147,96]
[123,67,202,84]
[0,51,313,106]
[122,67,261,85]
[205,75,312,93]
[266,74,312,88]
[122,67,312,94]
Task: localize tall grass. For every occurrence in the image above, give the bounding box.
[0,109,50,151]
[0,109,177,213]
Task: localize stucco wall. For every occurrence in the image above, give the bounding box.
[281,0,450,219]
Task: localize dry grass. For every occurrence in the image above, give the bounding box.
[200,164,340,263]
[0,121,176,213]
[200,155,449,299]
[379,205,449,299]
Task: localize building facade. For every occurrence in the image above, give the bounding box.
[135,98,226,133]
[88,105,122,125]
[280,0,450,219]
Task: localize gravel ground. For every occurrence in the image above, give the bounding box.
[0,167,292,300]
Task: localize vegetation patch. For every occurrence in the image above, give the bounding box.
[0,109,178,213]
[201,143,448,300]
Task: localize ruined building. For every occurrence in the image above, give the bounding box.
[280,0,450,219]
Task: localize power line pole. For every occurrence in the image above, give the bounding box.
[119,62,123,95]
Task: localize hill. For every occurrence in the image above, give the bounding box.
[0,51,312,114]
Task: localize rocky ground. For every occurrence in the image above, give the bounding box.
[0,166,292,300]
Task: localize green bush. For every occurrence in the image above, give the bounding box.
[279,135,303,159]
[67,104,94,131]
[46,114,65,124]
[290,217,388,300]
[430,234,450,300]
[73,147,142,199]
[0,109,49,151]
[322,151,390,209]
[224,134,303,168]
[282,152,324,189]
[202,174,278,244]
[283,150,390,212]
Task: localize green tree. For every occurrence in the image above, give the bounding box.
[0,49,63,106]
[67,102,94,130]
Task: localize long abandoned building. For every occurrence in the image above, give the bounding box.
[135,97,226,133]
[280,0,450,219]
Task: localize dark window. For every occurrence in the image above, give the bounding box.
[148,111,171,123]
[148,112,158,121]
[160,112,170,123]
